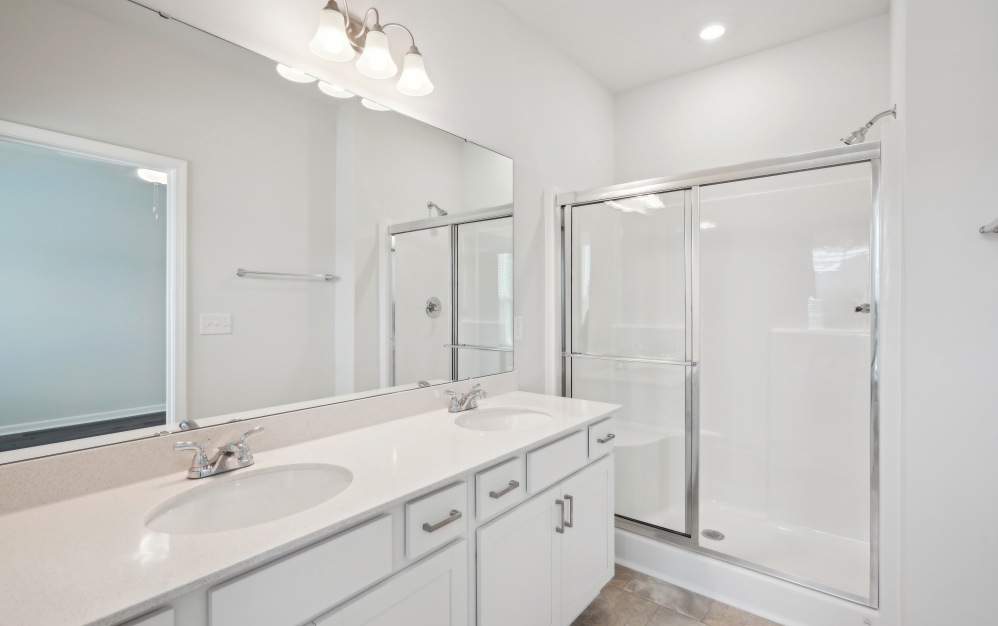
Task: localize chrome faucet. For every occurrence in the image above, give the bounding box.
[175,426,264,479]
[445,384,487,413]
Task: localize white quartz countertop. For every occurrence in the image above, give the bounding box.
[0,391,618,626]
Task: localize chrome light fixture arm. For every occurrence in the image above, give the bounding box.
[309,0,434,95]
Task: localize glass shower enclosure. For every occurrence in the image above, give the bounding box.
[560,143,881,605]
[390,214,513,386]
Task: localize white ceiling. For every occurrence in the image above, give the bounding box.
[495,0,889,93]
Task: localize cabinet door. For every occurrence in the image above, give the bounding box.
[315,541,467,626]
[560,456,613,624]
[478,485,562,626]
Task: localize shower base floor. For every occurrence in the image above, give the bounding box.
[698,502,870,598]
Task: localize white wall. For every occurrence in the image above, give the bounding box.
[614,16,891,182]
[899,0,998,623]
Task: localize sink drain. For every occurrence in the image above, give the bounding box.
[701,529,725,541]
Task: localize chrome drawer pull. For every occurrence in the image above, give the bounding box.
[564,494,574,528]
[422,510,462,533]
[597,433,615,444]
[489,480,520,499]
[555,499,565,534]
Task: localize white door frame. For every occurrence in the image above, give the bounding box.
[0,119,188,424]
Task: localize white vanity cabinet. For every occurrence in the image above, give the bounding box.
[477,455,613,626]
[110,414,615,626]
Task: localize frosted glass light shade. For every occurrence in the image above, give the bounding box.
[396,49,433,96]
[276,64,317,83]
[356,28,397,79]
[318,81,355,98]
[309,8,355,62]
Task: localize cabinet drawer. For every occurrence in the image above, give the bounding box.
[476,456,526,522]
[406,482,468,560]
[209,515,393,626]
[526,431,588,494]
[588,417,616,459]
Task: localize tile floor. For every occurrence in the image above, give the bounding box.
[571,564,783,626]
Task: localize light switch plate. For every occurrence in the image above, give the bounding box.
[513,316,523,341]
[200,313,232,335]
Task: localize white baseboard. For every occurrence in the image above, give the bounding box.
[0,404,167,436]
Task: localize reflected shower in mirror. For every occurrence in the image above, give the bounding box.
[0,0,513,460]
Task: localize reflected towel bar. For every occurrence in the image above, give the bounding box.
[563,352,697,366]
[236,268,339,281]
[979,218,998,234]
[444,343,513,353]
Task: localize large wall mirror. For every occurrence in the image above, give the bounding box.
[0,0,513,461]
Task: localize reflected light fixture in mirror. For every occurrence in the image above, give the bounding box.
[308,1,434,96]
[276,64,317,83]
[361,98,391,111]
[318,81,355,98]
[137,168,168,185]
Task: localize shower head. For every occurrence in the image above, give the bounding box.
[427,201,448,217]
[840,105,897,145]
[841,127,869,145]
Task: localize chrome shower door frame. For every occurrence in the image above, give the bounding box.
[388,207,514,385]
[558,142,882,608]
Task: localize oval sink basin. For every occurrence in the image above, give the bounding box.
[454,407,553,432]
[147,464,352,534]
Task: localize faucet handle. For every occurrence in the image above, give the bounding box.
[238,426,264,447]
[227,426,264,462]
[175,441,207,467]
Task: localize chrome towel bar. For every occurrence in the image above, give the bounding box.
[236,268,339,281]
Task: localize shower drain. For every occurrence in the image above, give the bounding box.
[701,529,725,541]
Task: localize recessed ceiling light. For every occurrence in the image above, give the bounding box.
[699,24,726,41]
[361,98,391,111]
[276,63,317,83]
[700,221,717,229]
[318,81,355,99]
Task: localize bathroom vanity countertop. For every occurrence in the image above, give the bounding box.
[0,391,618,626]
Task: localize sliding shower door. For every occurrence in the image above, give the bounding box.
[391,227,452,386]
[697,163,874,600]
[456,217,514,379]
[564,191,692,536]
[561,144,880,605]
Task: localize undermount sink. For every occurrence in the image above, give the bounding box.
[454,407,553,432]
[146,464,352,534]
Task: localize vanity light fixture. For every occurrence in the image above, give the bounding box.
[308,0,434,96]
[699,24,726,41]
[276,63,318,83]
